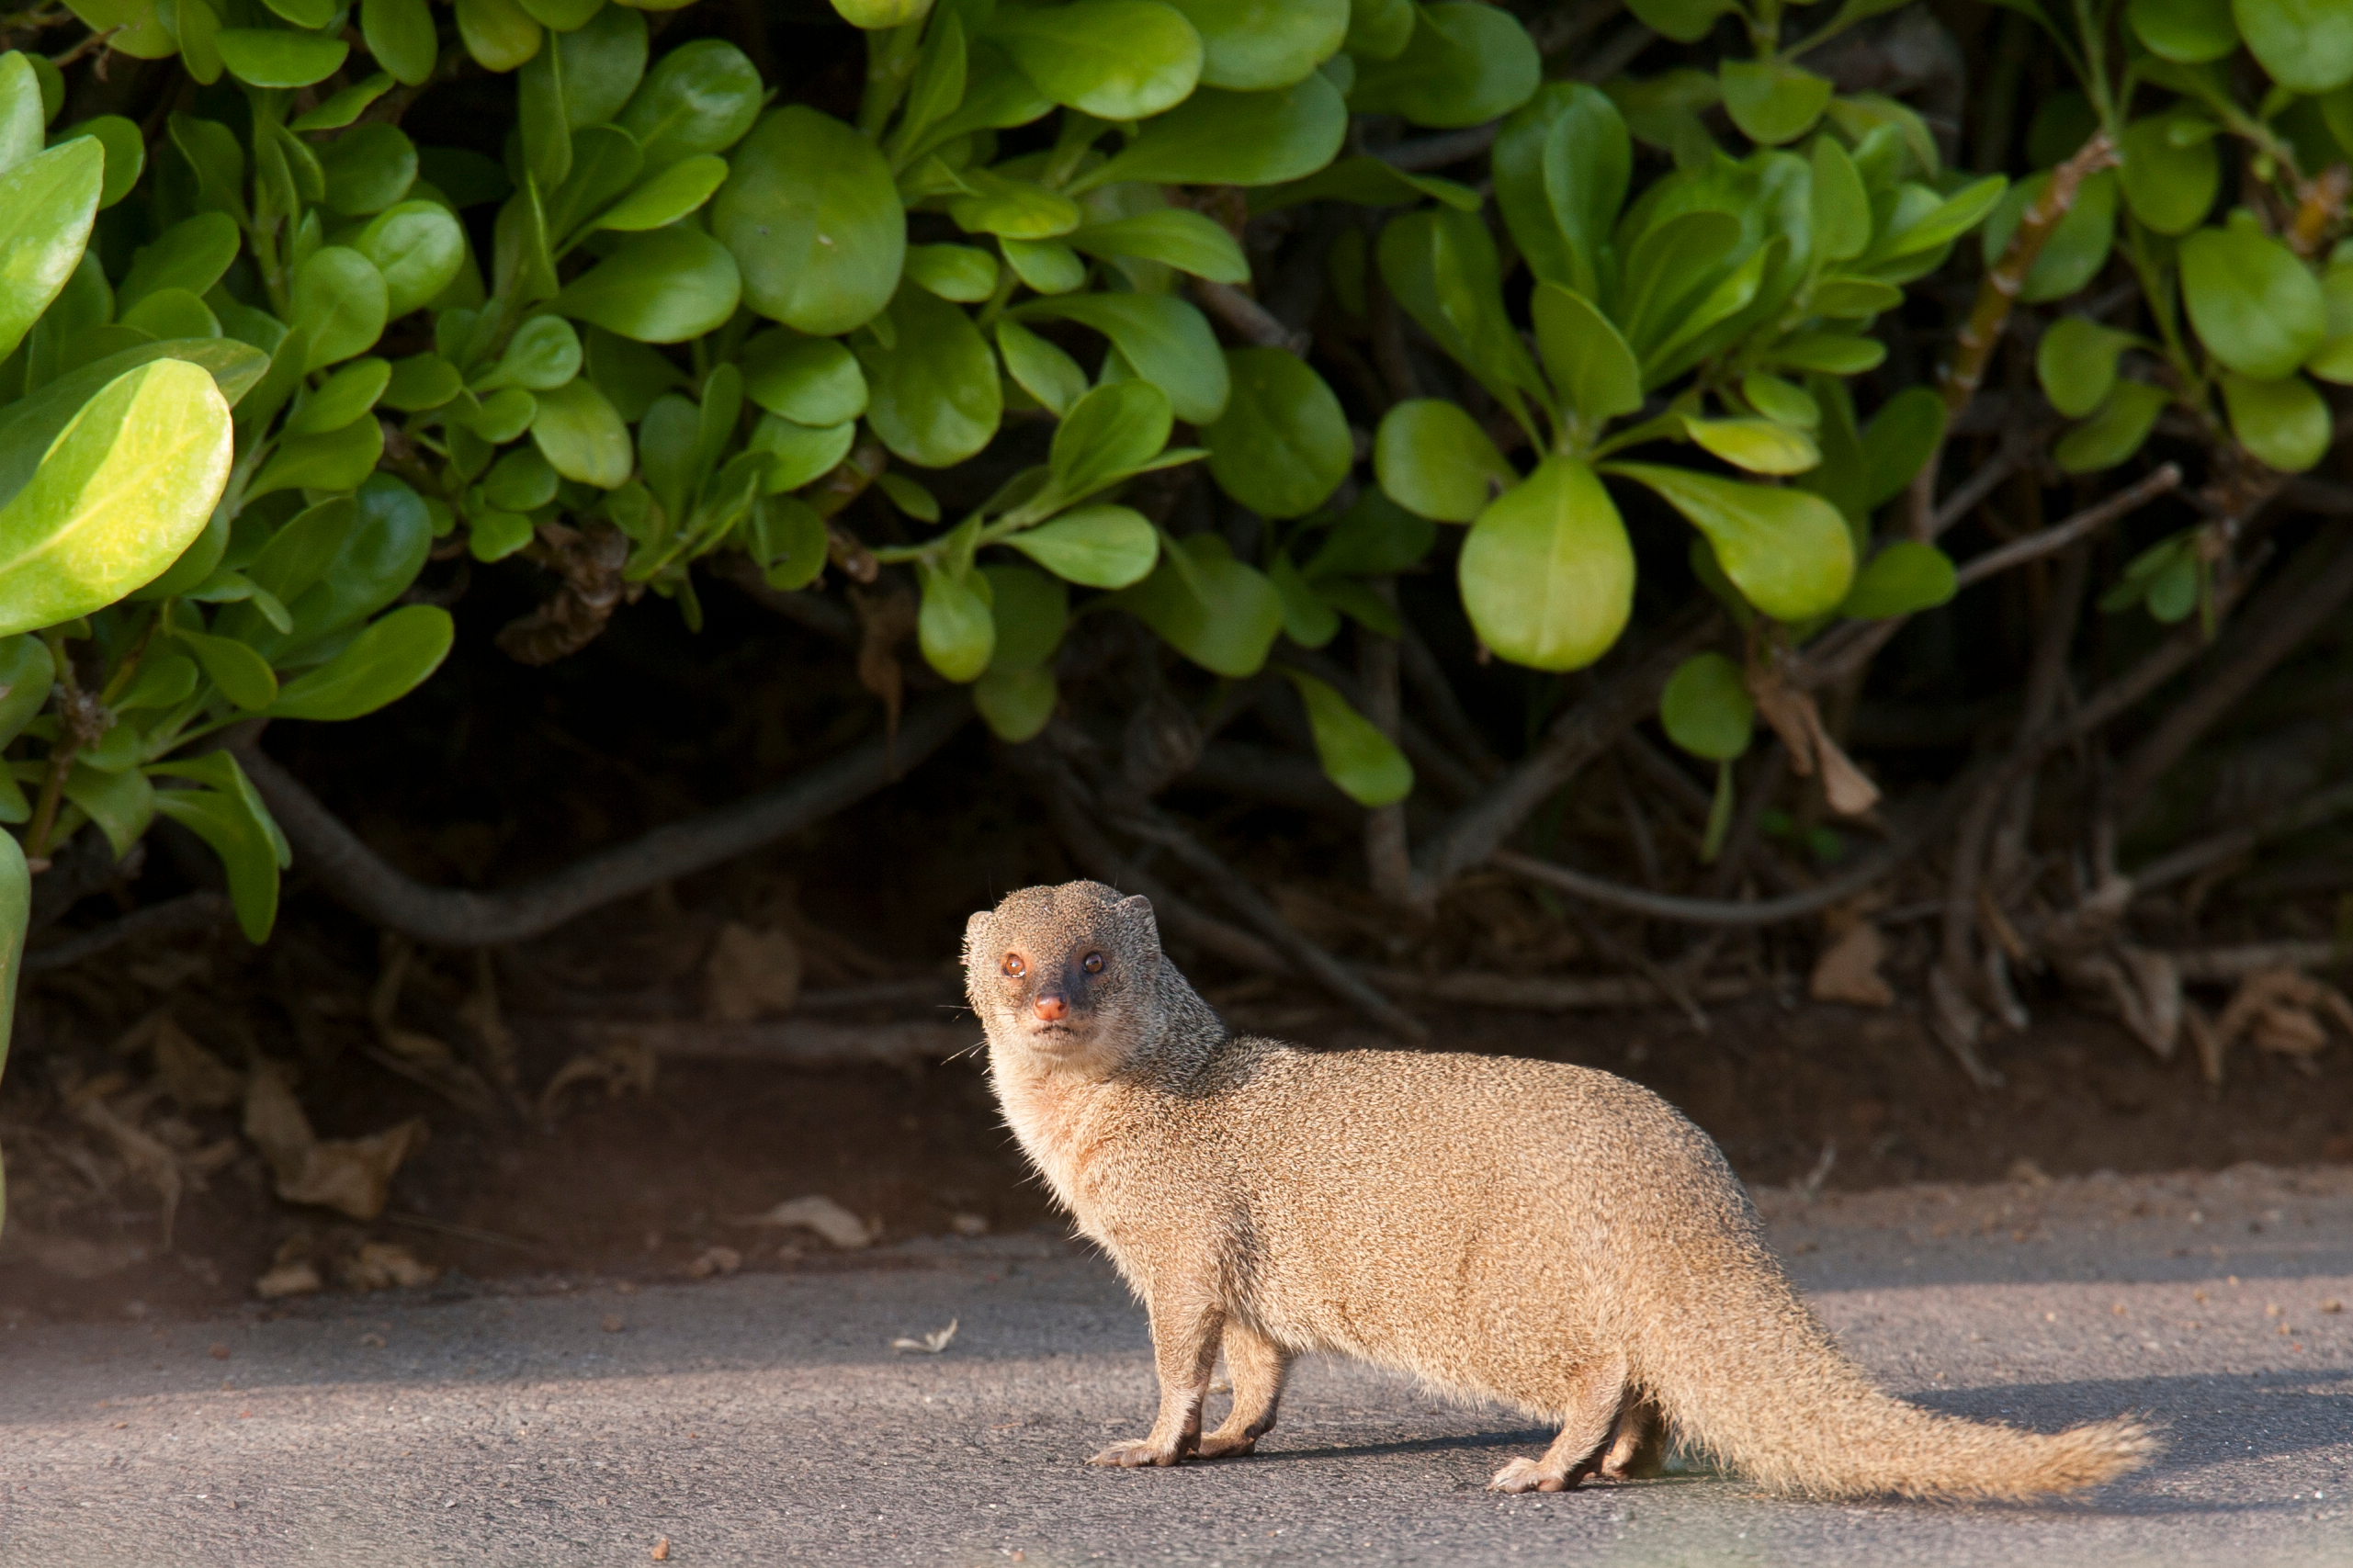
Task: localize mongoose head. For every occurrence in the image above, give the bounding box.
[964,881,1163,1075]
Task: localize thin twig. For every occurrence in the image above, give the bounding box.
[2131,776,2353,896]
[25,893,232,973]
[1193,281,1307,355]
[1363,966,1757,1012]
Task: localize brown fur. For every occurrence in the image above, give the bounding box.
[963,881,2158,1499]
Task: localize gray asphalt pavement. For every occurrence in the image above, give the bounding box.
[6,1163,2352,1566]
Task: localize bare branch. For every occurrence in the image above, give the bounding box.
[26,893,231,974]
[236,696,971,947]
[1193,281,1308,355]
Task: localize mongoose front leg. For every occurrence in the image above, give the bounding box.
[1594,1394,1665,1482]
[1489,1354,1629,1494]
[1196,1318,1290,1459]
[1088,1292,1222,1468]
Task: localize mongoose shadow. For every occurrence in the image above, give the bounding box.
[963,880,2161,1500]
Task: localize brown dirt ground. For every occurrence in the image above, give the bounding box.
[6,936,2350,1328]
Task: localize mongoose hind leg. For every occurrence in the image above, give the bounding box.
[1593,1393,1666,1482]
[1089,1295,1223,1468]
[1197,1319,1290,1459]
[1488,1355,1628,1495]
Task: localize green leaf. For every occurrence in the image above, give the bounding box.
[905,243,999,302]
[1049,380,1173,503]
[0,634,52,747]
[117,212,240,315]
[973,665,1058,741]
[995,319,1089,416]
[63,761,153,860]
[1348,1,1539,129]
[1720,61,1832,147]
[1251,155,1481,217]
[355,201,468,320]
[58,115,142,209]
[2037,316,2136,419]
[1809,135,1871,264]
[119,287,219,341]
[1685,417,1819,476]
[858,284,1001,468]
[740,331,865,427]
[917,559,994,682]
[1882,173,2010,264]
[150,780,279,940]
[476,314,582,393]
[1067,209,1249,284]
[1493,83,1628,299]
[1373,398,1514,524]
[1281,668,1412,807]
[1112,531,1283,676]
[2308,262,2353,384]
[288,358,391,435]
[1770,331,1887,375]
[2234,0,2353,94]
[363,0,438,85]
[1457,457,1632,671]
[1000,238,1086,294]
[1378,207,1543,422]
[558,4,647,127]
[1075,75,1347,190]
[0,51,44,178]
[1268,549,1340,646]
[246,410,386,499]
[2182,223,2328,379]
[2119,111,2220,236]
[0,140,100,366]
[2130,0,2239,60]
[1531,283,1640,424]
[1200,348,1349,520]
[317,122,417,217]
[527,378,631,488]
[1305,487,1434,578]
[1165,0,1345,89]
[0,361,231,637]
[1607,462,1854,621]
[714,105,903,336]
[1624,0,1737,42]
[1741,372,1819,430]
[177,626,278,709]
[616,38,758,170]
[1860,386,1945,509]
[2053,379,2168,473]
[553,225,741,343]
[750,414,855,492]
[1840,539,1957,617]
[987,0,1202,120]
[383,353,464,412]
[1659,651,1752,761]
[1013,293,1228,424]
[2221,370,2332,473]
[291,247,390,371]
[1001,503,1159,587]
[594,154,726,233]
[215,28,349,87]
[981,562,1069,674]
[483,446,560,513]
[267,603,453,719]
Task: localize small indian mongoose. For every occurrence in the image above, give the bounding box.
[963,880,2156,1498]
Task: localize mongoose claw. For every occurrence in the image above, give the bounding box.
[1087,1438,1184,1468]
[1488,1458,1579,1494]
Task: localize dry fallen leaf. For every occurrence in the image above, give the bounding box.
[1809,922,1895,1008]
[730,1195,874,1249]
[891,1318,958,1354]
[72,1098,184,1248]
[651,1539,671,1562]
[145,1015,244,1111]
[602,1314,626,1334]
[537,1039,658,1119]
[342,1242,439,1292]
[243,1064,427,1222]
[685,1246,742,1280]
[254,1261,322,1299]
[704,923,803,1023]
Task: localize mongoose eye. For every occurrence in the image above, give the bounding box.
[1081,952,1105,975]
[1001,953,1025,977]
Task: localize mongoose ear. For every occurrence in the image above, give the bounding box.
[962,910,992,966]
[1114,894,1160,952]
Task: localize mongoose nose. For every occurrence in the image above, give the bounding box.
[1033,992,1069,1022]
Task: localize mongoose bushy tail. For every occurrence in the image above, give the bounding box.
[963,879,2158,1501]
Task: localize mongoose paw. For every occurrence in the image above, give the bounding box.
[1194,1434,1258,1460]
[1088,1438,1185,1468]
[1488,1458,1582,1495]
